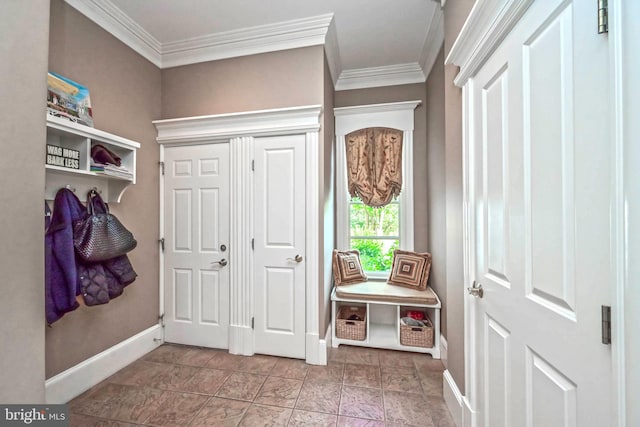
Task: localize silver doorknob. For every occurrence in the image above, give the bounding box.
[211,258,227,267]
[468,281,484,298]
[287,254,303,263]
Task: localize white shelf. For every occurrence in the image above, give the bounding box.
[45,114,139,202]
[331,286,441,358]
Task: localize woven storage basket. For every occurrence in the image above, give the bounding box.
[336,305,366,341]
[400,311,433,348]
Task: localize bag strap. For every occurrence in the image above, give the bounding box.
[86,189,109,215]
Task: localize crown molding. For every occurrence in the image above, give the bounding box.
[64,0,162,67]
[335,63,426,91]
[153,105,322,144]
[334,100,422,117]
[323,17,342,86]
[161,13,335,69]
[445,0,533,87]
[420,5,444,79]
[65,1,337,70]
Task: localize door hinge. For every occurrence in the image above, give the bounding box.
[251,317,255,330]
[251,160,255,171]
[159,313,165,328]
[159,237,165,252]
[598,0,608,34]
[251,238,254,250]
[159,161,165,176]
[601,305,611,344]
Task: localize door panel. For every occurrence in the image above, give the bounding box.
[470,0,611,425]
[254,135,306,359]
[163,143,230,349]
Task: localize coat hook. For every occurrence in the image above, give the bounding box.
[65,184,76,192]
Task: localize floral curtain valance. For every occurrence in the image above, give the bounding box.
[345,127,403,207]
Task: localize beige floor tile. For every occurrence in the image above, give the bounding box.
[215,372,267,401]
[143,344,192,364]
[69,383,164,424]
[238,404,292,426]
[383,389,434,426]
[339,386,384,421]
[295,380,342,414]
[336,415,385,427]
[270,357,309,380]
[288,410,338,426]
[176,347,217,367]
[345,347,380,366]
[254,376,303,408]
[69,413,141,427]
[181,367,231,395]
[142,391,209,426]
[380,365,422,393]
[343,363,381,388]
[189,397,250,427]
[306,363,344,384]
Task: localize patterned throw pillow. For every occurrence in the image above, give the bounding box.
[332,249,367,286]
[387,250,432,290]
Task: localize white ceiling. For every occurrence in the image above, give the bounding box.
[65,0,444,90]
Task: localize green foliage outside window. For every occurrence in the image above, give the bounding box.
[352,238,398,272]
[349,199,400,273]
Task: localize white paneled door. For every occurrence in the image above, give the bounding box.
[163,143,230,349]
[253,135,306,359]
[469,0,611,426]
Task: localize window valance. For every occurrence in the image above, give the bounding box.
[345,127,403,207]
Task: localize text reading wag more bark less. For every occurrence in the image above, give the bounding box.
[47,144,80,169]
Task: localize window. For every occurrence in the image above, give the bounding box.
[349,198,399,274]
[335,101,419,279]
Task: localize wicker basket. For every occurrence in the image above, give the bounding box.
[400,312,433,348]
[336,305,366,341]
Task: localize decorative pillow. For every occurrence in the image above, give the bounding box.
[332,249,367,286]
[387,250,432,290]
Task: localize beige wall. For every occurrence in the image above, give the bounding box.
[162,46,324,118]
[45,0,162,378]
[321,55,335,336]
[0,0,50,403]
[425,46,447,338]
[443,0,476,394]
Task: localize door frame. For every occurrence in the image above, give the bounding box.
[446,0,628,426]
[153,105,324,364]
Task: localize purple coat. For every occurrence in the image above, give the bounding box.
[45,189,137,324]
[45,189,84,323]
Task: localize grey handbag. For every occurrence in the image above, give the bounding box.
[73,190,137,262]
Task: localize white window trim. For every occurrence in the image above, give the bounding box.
[335,100,421,278]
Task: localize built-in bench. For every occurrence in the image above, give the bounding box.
[331,281,441,357]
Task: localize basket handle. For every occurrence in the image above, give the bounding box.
[345,321,356,325]
[411,327,423,332]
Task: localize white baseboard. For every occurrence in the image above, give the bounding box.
[45,325,162,404]
[443,369,464,427]
[443,369,476,427]
[440,334,448,365]
[305,331,327,365]
[228,325,254,356]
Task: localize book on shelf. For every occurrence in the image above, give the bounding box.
[91,162,133,180]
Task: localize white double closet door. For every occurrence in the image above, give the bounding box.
[162,136,306,357]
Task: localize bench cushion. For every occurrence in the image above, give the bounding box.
[335,281,438,305]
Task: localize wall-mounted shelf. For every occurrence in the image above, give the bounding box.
[45,114,140,202]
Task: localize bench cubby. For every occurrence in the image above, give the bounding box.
[331,283,441,358]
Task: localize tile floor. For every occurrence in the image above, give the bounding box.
[68,344,456,426]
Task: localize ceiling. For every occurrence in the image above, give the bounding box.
[64,0,444,90]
